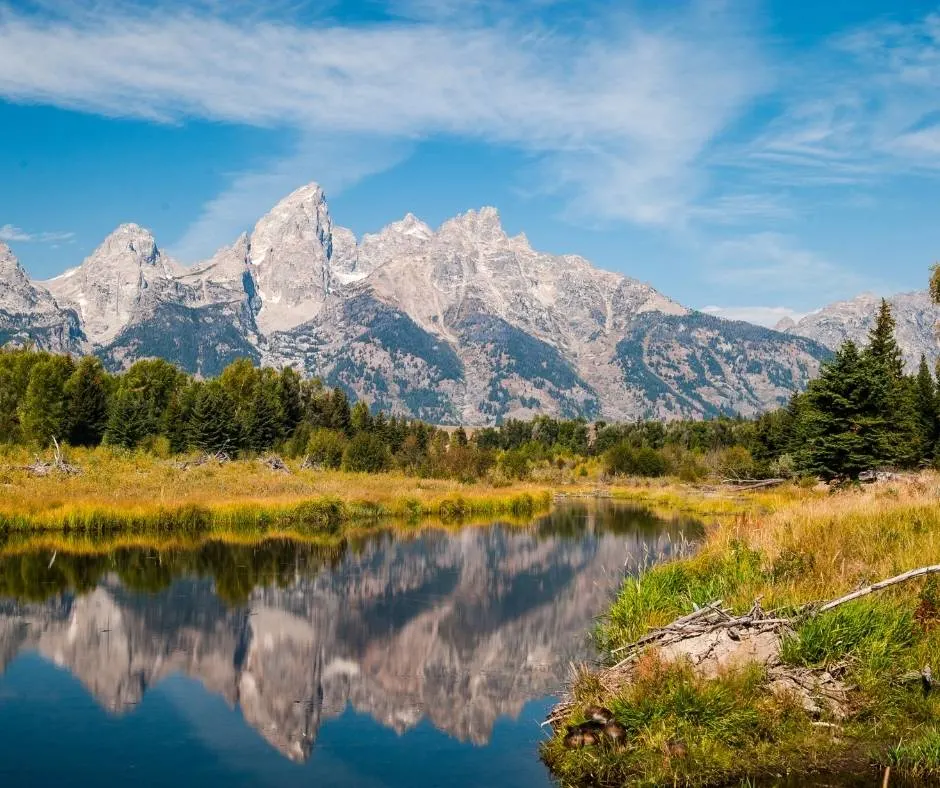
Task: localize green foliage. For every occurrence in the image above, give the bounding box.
[188,380,238,453]
[0,292,932,485]
[780,601,915,672]
[104,387,151,449]
[0,347,48,443]
[64,356,110,447]
[342,432,391,473]
[604,441,668,477]
[18,354,75,446]
[305,428,347,469]
[915,355,939,459]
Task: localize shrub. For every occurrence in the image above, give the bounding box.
[342,432,390,473]
[306,428,347,469]
[604,441,668,477]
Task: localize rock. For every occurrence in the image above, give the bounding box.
[0,241,86,353]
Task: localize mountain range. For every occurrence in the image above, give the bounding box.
[2,182,937,423]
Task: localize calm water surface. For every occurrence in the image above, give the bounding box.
[0,503,698,787]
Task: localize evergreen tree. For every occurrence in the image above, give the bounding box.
[862,300,921,467]
[189,381,238,454]
[104,388,151,449]
[64,356,110,447]
[915,355,939,459]
[452,426,469,447]
[867,298,905,379]
[326,387,351,434]
[277,367,303,436]
[795,341,883,480]
[19,355,75,446]
[163,387,194,454]
[351,400,372,434]
[120,359,186,437]
[247,373,282,452]
[0,348,48,443]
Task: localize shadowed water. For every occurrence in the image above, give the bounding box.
[0,502,699,787]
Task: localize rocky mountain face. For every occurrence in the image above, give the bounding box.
[4,183,833,421]
[0,511,692,760]
[0,241,85,353]
[780,291,940,373]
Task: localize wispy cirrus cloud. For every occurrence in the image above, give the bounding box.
[0,224,74,244]
[0,0,769,246]
[738,11,940,186]
[706,232,884,303]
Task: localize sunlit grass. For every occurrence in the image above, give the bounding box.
[548,473,940,785]
[0,445,554,532]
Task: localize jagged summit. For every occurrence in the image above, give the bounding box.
[246,182,335,334]
[785,290,940,372]
[3,181,835,422]
[0,241,85,352]
[43,221,182,344]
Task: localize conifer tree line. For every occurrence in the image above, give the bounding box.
[0,298,937,482]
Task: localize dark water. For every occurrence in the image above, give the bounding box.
[0,503,696,787]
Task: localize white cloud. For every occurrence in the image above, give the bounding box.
[706,232,882,306]
[0,223,74,243]
[739,11,940,186]
[700,304,807,328]
[0,0,769,235]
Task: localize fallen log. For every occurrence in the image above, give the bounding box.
[721,478,786,491]
[813,564,940,614]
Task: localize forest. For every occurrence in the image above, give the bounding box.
[1,298,936,484]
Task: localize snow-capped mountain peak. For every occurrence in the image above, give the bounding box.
[3,181,838,423]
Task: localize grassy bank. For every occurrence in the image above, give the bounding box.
[0,446,558,535]
[543,473,940,786]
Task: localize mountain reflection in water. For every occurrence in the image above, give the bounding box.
[0,503,699,773]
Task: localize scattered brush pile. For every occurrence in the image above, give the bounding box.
[174,451,232,470]
[258,455,290,473]
[19,438,81,477]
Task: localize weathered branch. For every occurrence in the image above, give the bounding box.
[721,478,787,491]
[815,564,940,614]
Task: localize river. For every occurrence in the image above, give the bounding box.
[0,502,698,787]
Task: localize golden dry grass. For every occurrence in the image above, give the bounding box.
[0,445,560,532]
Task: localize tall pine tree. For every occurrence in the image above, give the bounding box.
[915,355,939,460]
[862,299,921,467]
[796,341,886,479]
[65,356,110,447]
[188,381,238,453]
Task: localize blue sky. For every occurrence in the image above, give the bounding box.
[2,0,940,325]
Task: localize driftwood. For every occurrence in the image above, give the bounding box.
[813,564,940,614]
[174,451,232,470]
[259,454,290,473]
[21,437,82,476]
[720,477,786,491]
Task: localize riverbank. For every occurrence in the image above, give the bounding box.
[543,472,940,786]
[0,446,561,534]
